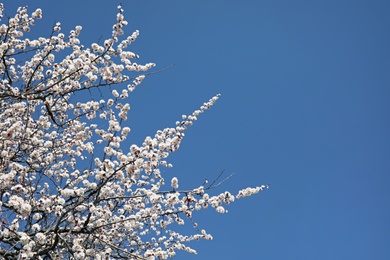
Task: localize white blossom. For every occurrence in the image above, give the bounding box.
[35,233,46,244]
[171,177,179,189]
[112,89,119,97]
[216,206,226,214]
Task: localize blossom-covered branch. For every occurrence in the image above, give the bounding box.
[0,4,268,259]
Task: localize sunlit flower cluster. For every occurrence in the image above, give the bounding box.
[0,4,268,259]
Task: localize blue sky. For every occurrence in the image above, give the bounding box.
[4,0,390,259]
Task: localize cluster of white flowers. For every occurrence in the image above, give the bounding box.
[0,4,268,259]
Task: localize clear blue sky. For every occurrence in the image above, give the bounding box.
[4,0,390,259]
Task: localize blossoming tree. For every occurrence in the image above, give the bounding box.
[0,4,268,259]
